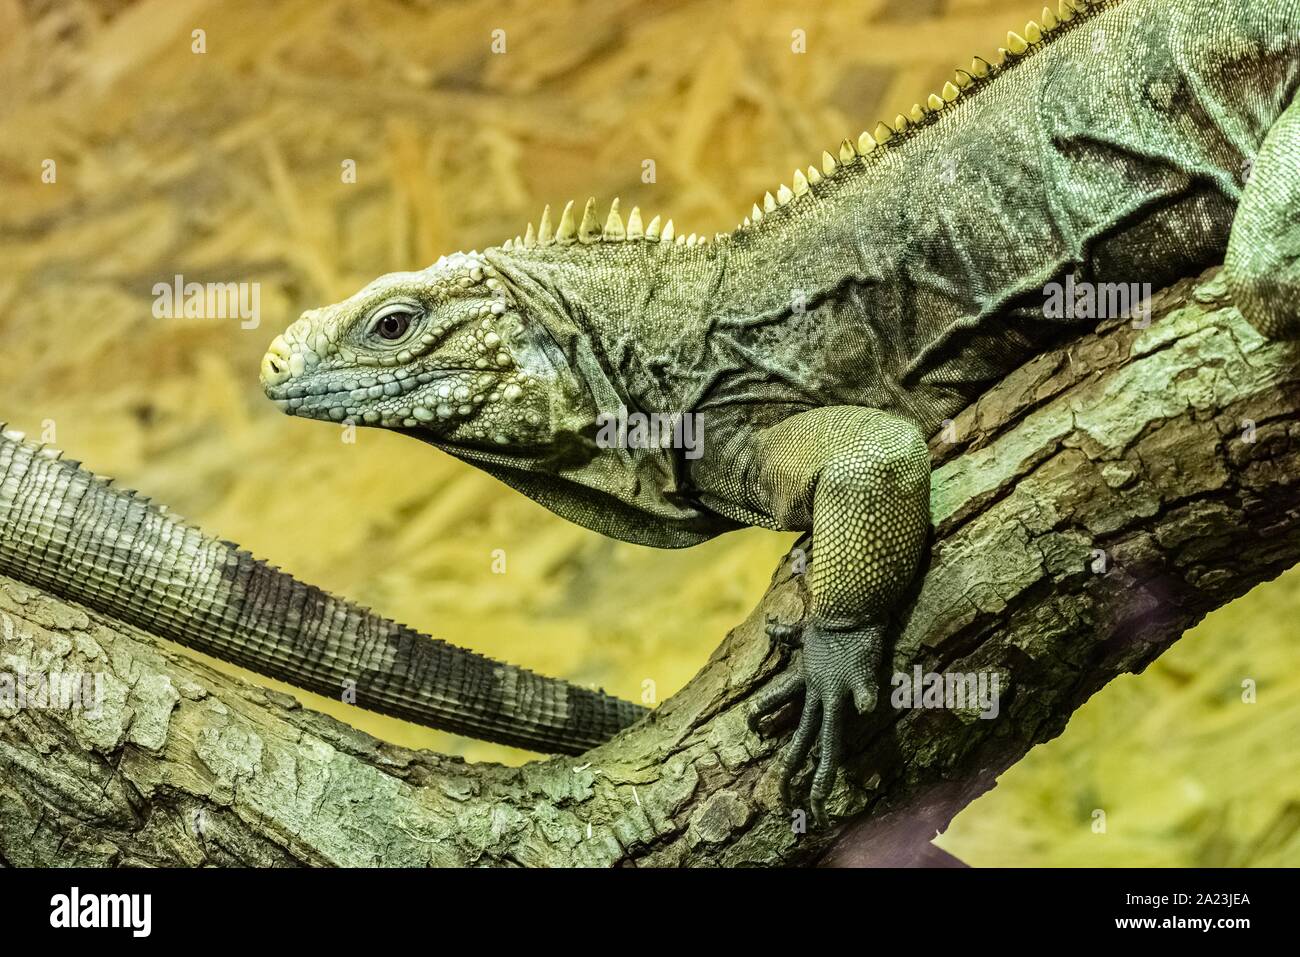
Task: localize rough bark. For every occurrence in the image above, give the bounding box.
[0,265,1297,867]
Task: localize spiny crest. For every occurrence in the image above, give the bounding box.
[739,0,1099,231]
[0,427,297,573]
[495,0,1104,250]
[1,426,124,491]
[501,196,692,251]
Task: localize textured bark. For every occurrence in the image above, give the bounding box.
[1,265,1297,867]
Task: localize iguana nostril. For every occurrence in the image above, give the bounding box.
[260,353,285,386]
[261,355,291,388]
[260,335,296,387]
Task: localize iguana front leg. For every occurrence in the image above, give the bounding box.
[1228,92,1300,342]
[718,407,931,825]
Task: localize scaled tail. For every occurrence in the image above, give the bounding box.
[0,427,644,754]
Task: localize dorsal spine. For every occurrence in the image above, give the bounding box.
[496,0,1107,251]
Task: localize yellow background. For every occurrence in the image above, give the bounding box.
[0,0,1295,865]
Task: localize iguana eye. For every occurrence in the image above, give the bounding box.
[368,303,418,342]
[377,312,410,340]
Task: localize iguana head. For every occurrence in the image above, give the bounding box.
[259,196,713,455]
[260,249,581,448]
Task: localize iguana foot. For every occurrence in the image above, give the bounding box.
[748,614,882,827]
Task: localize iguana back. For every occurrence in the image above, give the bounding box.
[644,0,1300,437]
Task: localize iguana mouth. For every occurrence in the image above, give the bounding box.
[263,371,425,409]
[263,368,481,403]
[265,365,503,438]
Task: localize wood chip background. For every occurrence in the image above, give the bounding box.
[0,0,1295,865]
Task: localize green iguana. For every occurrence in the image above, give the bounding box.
[257,0,1300,823]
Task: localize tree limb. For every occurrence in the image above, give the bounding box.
[1,265,1297,866]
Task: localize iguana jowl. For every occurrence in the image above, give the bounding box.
[261,0,1300,822]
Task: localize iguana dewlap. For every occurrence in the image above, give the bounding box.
[261,0,1300,823]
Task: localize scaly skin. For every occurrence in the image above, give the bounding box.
[262,0,1300,824]
[0,427,644,753]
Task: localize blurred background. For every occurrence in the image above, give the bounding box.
[0,0,1295,866]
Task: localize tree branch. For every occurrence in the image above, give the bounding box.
[1,265,1297,866]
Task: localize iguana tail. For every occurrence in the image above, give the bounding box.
[0,426,644,754]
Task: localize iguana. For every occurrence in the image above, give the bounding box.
[261,0,1300,823]
[0,427,643,753]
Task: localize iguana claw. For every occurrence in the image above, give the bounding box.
[748,615,883,828]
